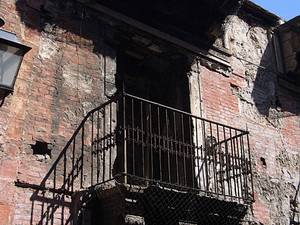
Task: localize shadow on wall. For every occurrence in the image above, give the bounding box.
[15,0,118,54]
[15,0,116,101]
[251,39,300,117]
[13,0,117,224]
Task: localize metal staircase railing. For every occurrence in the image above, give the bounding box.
[38,95,119,194]
[291,181,300,224]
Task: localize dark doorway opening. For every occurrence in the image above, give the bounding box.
[116,45,194,187]
[117,48,190,110]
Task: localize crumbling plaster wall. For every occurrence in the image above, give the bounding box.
[0,1,117,224]
[198,14,300,224]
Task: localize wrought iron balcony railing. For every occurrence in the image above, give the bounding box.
[40,93,254,204]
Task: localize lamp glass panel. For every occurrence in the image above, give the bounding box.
[0,43,23,88]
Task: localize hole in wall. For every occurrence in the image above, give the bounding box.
[260,157,267,168]
[31,141,51,157]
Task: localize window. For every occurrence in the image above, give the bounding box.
[276,16,300,86]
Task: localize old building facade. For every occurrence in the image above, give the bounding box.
[0,0,299,225]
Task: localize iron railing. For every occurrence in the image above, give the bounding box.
[291,181,300,225]
[121,93,253,203]
[40,93,253,204]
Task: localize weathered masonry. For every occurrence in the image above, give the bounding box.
[0,0,299,225]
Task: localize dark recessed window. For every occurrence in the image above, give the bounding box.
[31,141,51,157]
[275,16,300,87]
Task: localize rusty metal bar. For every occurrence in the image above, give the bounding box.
[240,134,247,200]
[247,133,254,202]
[103,106,106,182]
[80,126,84,188]
[131,98,135,176]
[195,118,201,190]
[173,111,179,184]
[141,101,145,178]
[109,103,112,179]
[123,94,127,184]
[189,116,194,188]
[96,110,100,184]
[166,109,171,183]
[91,112,94,186]
[157,106,162,181]
[203,120,209,192]
[229,128,237,200]
[149,104,153,180]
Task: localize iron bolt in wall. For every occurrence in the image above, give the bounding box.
[0,18,31,106]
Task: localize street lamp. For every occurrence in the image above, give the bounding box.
[0,19,31,106]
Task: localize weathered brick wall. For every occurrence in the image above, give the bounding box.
[0,1,299,225]
[0,0,116,224]
[198,15,300,225]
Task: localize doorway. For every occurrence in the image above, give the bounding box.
[116,46,194,187]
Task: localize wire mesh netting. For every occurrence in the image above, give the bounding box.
[125,178,248,225]
[80,176,249,225]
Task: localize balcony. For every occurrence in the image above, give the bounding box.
[37,93,253,224]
